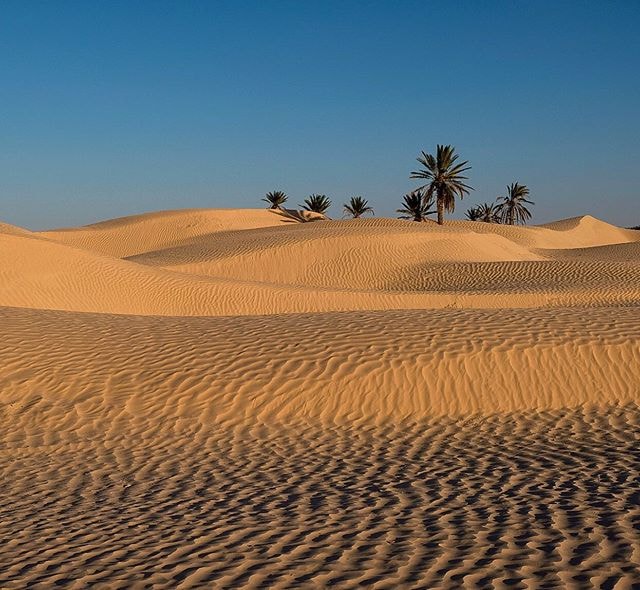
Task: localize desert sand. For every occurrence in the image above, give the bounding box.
[1,208,639,588]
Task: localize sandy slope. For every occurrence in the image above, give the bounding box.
[1,212,640,314]
[40,208,298,258]
[1,306,638,428]
[1,209,639,588]
[0,220,40,238]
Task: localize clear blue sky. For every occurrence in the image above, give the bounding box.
[2,1,639,229]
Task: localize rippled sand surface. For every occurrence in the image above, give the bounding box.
[0,209,639,588]
[2,407,639,589]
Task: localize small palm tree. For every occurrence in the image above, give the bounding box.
[262,190,288,209]
[496,183,534,225]
[465,206,481,221]
[475,202,500,223]
[343,196,374,218]
[300,194,332,215]
[410,145,473,225]
[397,190,436,222]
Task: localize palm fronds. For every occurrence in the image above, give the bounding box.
[495,183,534,225]
[410,145,473,225]
[343,196,374,218]
[465,206,481,221]
[397,190,436,222]
[300,194,332,215]
[262,190,288,209]
[466,202,500,223]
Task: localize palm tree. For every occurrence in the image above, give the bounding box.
[343,196,374,218]
[410,145,473,225]
[397,190,436,222]
[474,202,500,223]
[300,194,332,215]
[465,206,481,221]
[262,190,288,209]
[495,183,534,225]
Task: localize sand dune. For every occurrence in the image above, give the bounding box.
[127,219,546,290]
[449,214,639,249]
[0,220,39,238]
[541,240,640,261]
[1,212,639,314]
[2,400,638,588]
[0,306,637,428]
[40,208,299,258]
[1,209,639,588]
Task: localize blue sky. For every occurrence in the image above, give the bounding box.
[1,1,639,229]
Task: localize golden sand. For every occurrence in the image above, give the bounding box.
[0,209,638,588]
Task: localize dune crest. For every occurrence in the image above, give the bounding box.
[0,220,37,238]
[0,210,639,315]
[40,208,300,258]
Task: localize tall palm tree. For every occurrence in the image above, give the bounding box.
[410,145,473,225]
[495,183,534,225]
[343,196,374,218]
[300,194,332,215]
[262,190,288,209]
[397,190,436,222]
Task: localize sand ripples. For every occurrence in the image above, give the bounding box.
[0,211,639,587]
[3,212,639,315]
[1,307,638,430]
[1,408,639,589]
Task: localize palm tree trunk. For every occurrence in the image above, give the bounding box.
[437,197,444,225]
[509,207,514,225]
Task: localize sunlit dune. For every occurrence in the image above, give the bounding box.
[40,208,298,258]
[2,210,640,315]
[1,208,639,588]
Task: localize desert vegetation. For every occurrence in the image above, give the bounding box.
[300,194,332,215]
[259,147,536,225]
[343,196,374,218]
[410,145,473,225]
[496,183,534,225]
[262,190,288,209]
[465,183,534,225]
[396,190,435,222]
[466,202,500,223]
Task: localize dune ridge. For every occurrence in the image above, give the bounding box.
[39,208,298,258]
[1,211,640,315]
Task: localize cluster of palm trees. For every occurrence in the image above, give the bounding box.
[262,191,374,218]
[261,144,534,225]
[465,202,499,223]
[402,145,533,225]
[465,183,534,225]
[263,191,334,215]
